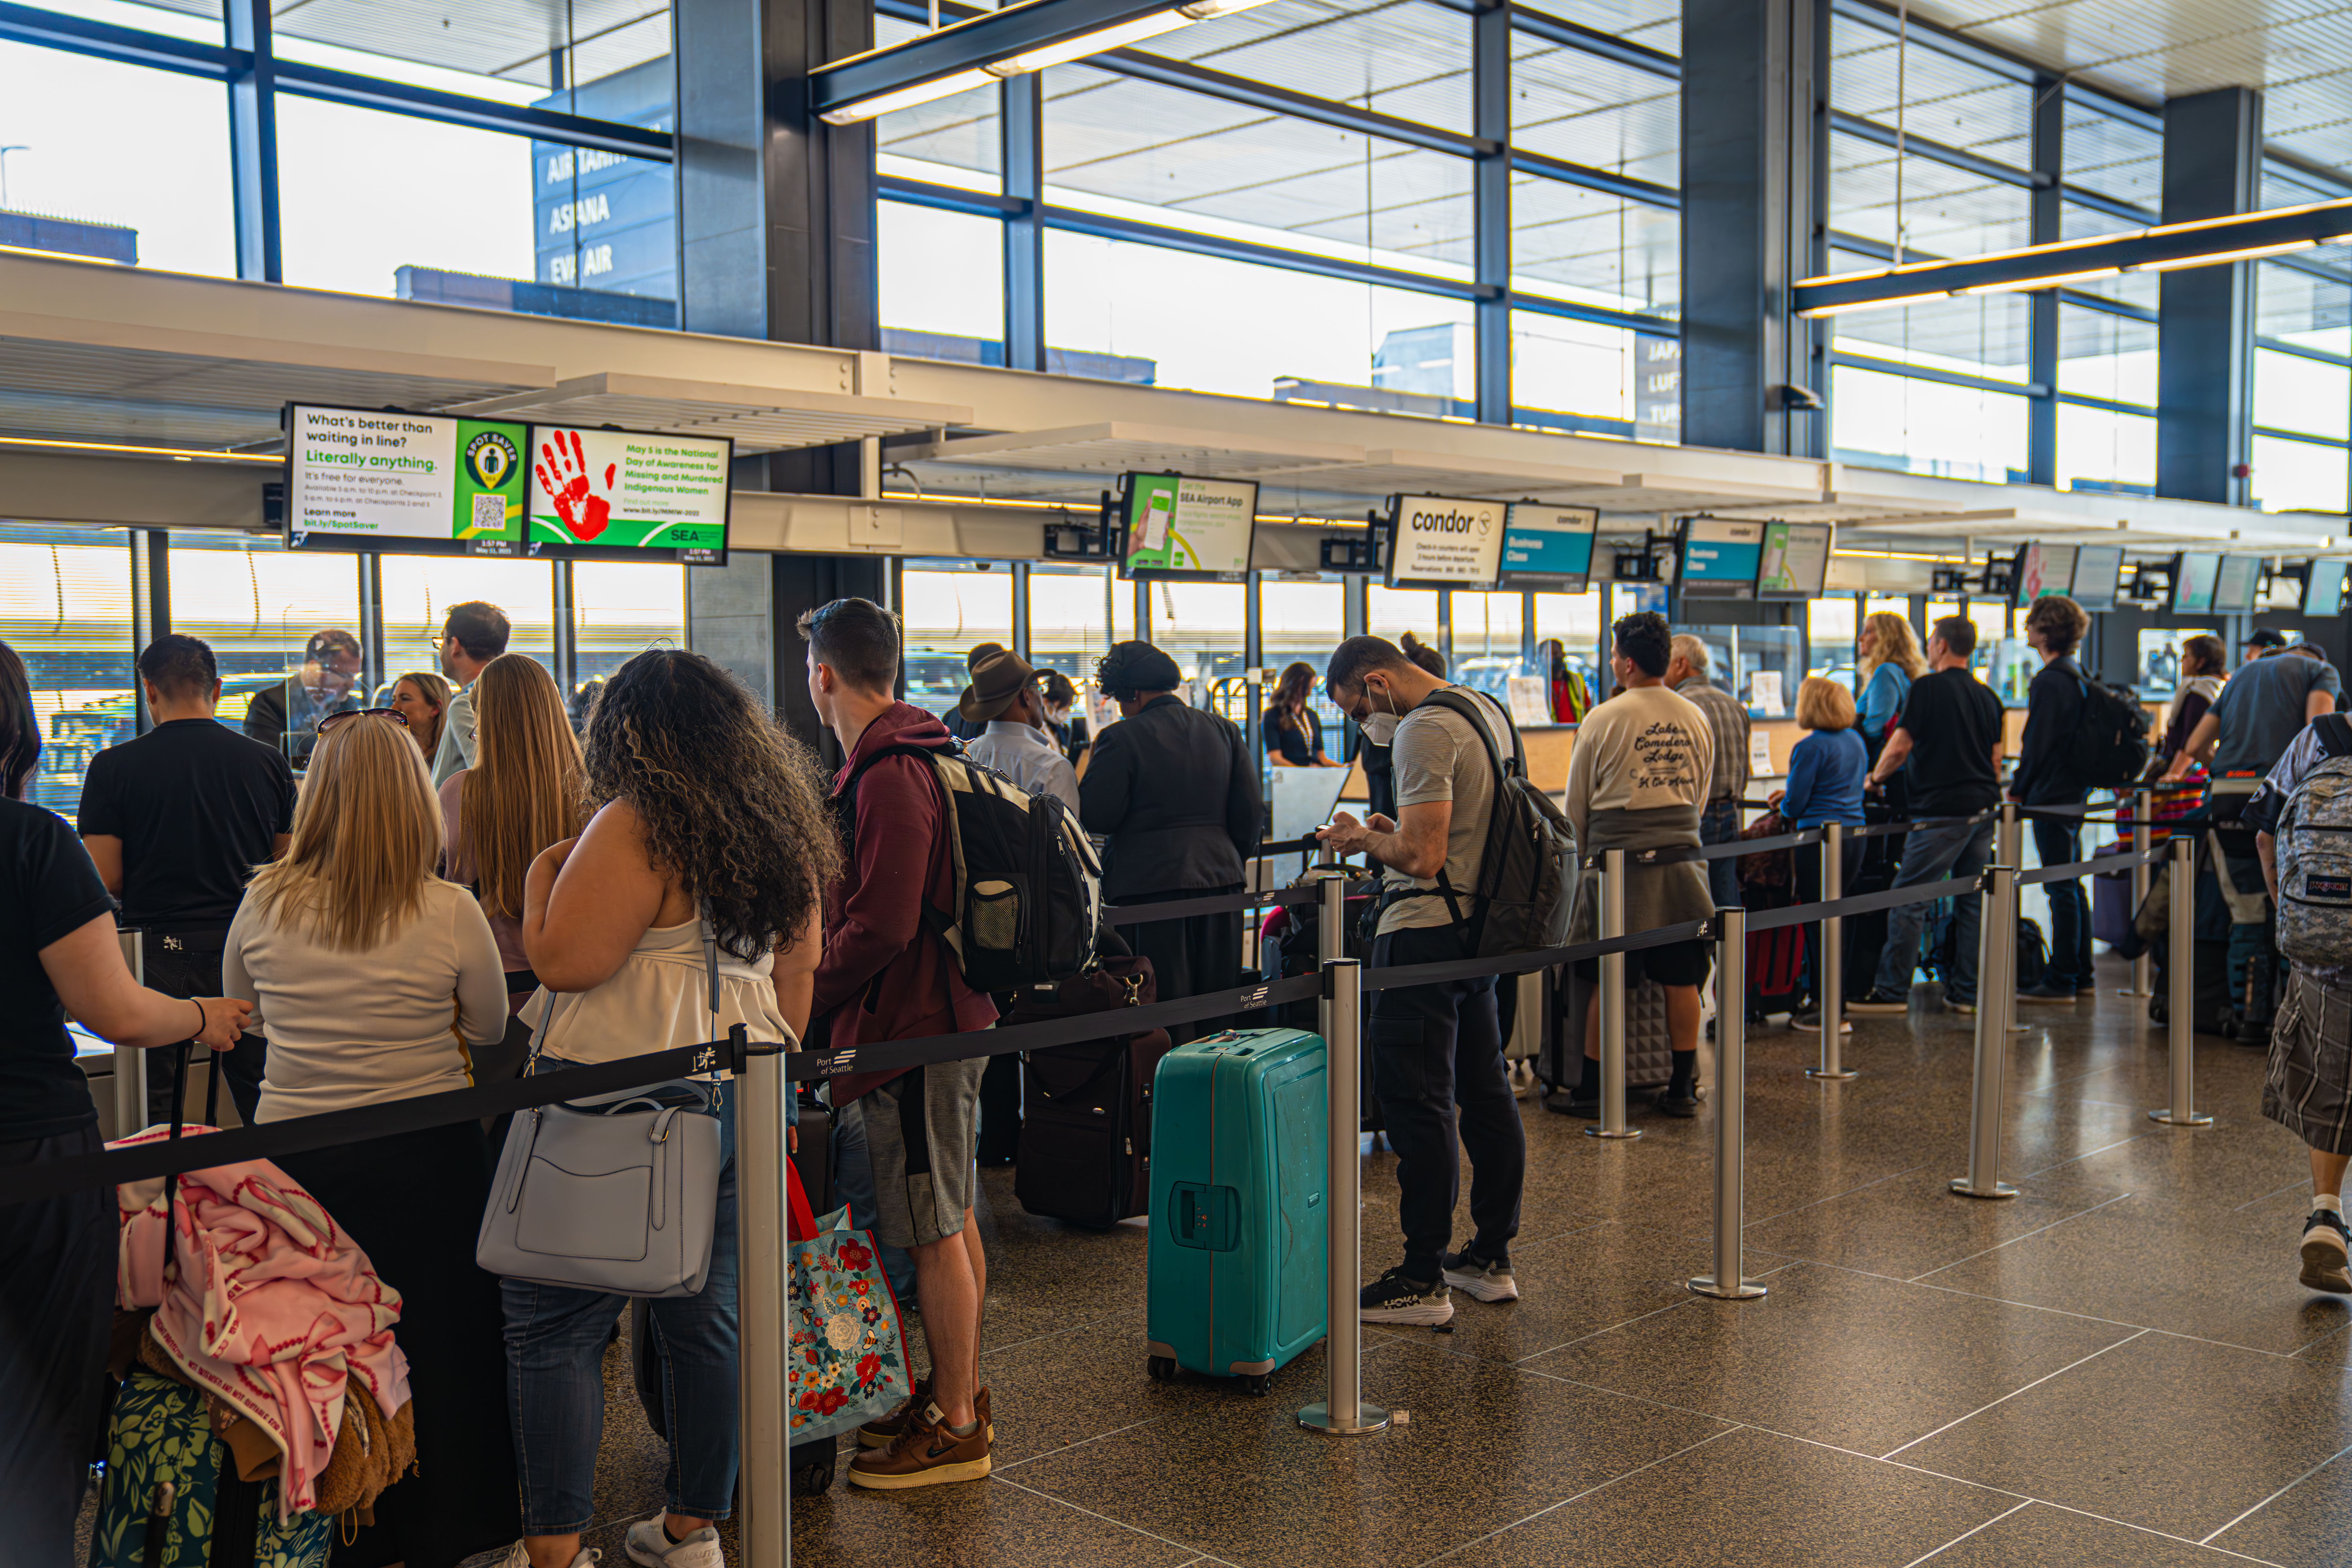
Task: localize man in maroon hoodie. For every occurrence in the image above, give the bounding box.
[799,597,1001,1491]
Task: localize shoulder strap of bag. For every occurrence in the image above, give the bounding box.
[1415,688,1522,928]
[2313,712,2352,761]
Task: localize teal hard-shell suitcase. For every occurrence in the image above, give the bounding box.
[1144,1027,1329,1394]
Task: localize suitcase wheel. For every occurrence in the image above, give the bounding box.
[1239,1373,1272,1398]
[791,1447,836,1497]
[1146,1355,1176,1383]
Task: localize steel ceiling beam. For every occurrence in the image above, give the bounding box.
[811,0,1178,116]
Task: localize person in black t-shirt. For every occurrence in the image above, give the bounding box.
[0,637,251,1561]
[1853,616,2006,1015]
[80,636,294,1127]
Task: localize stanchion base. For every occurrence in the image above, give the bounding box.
[2148,1109,2215,1127]
[1805,1068,1860,1081]
[1584,1125,1645,1141]
[1949,1178,2019,1200]
[2115,987,2153,997]
[1687,1276,1768,1301]
[1297,1401,1390,1435]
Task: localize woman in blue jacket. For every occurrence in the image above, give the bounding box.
[1775,676,1870,1033]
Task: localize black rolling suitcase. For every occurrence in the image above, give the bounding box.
[1010,958,1172,1226]
[630,1095,839,1497]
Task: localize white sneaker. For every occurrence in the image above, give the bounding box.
[625,1519,723,1568]
[495,1547,599,1568]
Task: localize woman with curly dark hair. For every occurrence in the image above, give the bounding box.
[506,648,838,1568]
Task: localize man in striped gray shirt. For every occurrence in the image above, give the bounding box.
[1668,635,1752,910]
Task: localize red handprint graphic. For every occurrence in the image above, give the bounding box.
[536,431,617,541]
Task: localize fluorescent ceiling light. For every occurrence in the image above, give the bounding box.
[1176,0,1278,15]
[1951,267,2120,295]
[986,9,1192,72]
[1798,290,1954,318]
[2128,239,2318,271]
[819,66,997,124]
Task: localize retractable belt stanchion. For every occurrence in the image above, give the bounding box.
[2150,834,2213,1128]
[1301,955,1388,1436]
[1690,908,1766,1301]
[1998,801,2027,1033]
[2125,788,2154,998]
[736,1030,789,1567]
[1588,849,1641,1141]
[113,929,146,1136]
[1808,821,1855,1081]
[1951,865,2020,1199]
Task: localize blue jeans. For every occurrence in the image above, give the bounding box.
[1701,799,1743,912]
[503,1083,738,1533]
[832,1092,919,1304]
[2031,815,2093,989]
[1875,817,1996,1003]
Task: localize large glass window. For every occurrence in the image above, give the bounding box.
[875,15,1001,191]
[2056,405,2156,495]
[1534,589,1602,678]
[2058,303,2156,405]
[1829,362,2028,483]
[1807,595,1859,688]
[164,534,363,747]
[901,559,1015,718]
[1259,577,1345,734]
[879,202,1008,358]
[1829,131,2030,261]
[0,44,236,276]
[266,0,670,116]
[379,556,556,692]
[1511,178,1678,315]
[2252,436,2351,516]
[1043,229,1474,402]
[1828,248,2027,383]
[1829,16,2031,167]
[1141,0,1472,134]
[2062,100,2161,211]
[1147,581,1246,695]
[0,524,134,815]
[573,560,684,709]
[1448,590,1527,699]
[1510,38,1677,187]
[1367,586,1438,648]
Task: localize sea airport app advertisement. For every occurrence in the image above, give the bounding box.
[1123,475,1257,576]
[528,427,730,551]
[288,407,528,546]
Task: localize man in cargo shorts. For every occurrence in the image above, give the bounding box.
[1319,635,1527,1328]
[802,597,1001,1489]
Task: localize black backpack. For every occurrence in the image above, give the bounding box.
[1415,689,1578,958]
[843,742,1104,991]
[2065,670,2153,789]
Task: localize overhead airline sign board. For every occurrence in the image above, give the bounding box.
[1387,495,1506,588]
[1499,504,1598,590]
[286,404,732,563]
[1119,473,1257,580]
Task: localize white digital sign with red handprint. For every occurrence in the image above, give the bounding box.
[525,425,731,558]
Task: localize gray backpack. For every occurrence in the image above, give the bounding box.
[1418,689,1579,958]
[2275,715,2352,969]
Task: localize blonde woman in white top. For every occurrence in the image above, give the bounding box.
[502,649,838,1568]
[223,706,520,1564]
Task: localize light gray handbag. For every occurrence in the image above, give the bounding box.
[474,920,727,1297]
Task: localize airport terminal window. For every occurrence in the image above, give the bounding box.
[572,560,684,701]
[2251,435,2352,516]
[265,0,671,115]
[1260,578,1345,696]
[902,560,1015,718]
[1830,362,2027,484]
[1044,228,1475,404]
[163,533,363,757]
[875,15,1001,191]
[1028,562,1117,682]
[1511,182,1679,321]
[2058,305,2157,407]
[2057,405,2157,495]
[1139,0,1473,134]
[1148,582,1246,693]
[0,44,236,277]
[1807,595,1859,689]
[379,555,556,693]
[1829,14,2030,175]
[879,202,1007,355]
[1449,590,1529,699]
[1510,36,1677,188]
[1533,590,1601,683]
[2255,349,2350,445]
[1368,587,1439,653]
[1511,310,1673,436]
[0,524,134,816]
[2062,101,2161,212]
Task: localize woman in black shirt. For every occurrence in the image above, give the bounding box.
[1262,662,1340,768]
[0,639,250,1558]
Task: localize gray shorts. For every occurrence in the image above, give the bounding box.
[862,1058,986,1249]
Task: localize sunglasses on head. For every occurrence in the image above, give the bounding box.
[317,707,408,733]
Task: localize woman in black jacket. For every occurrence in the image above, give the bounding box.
[1078,642,1263,1040]
[2010,594,2093,1001]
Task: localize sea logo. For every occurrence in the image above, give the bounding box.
[466,429,520,491]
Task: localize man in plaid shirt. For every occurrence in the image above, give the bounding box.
[1668,636,1752,909]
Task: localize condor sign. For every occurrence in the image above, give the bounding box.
[1384,494,1507,589]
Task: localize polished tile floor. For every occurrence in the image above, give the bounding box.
[470,952,2345,1568]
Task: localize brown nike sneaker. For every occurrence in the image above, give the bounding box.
[846,1399,991,1489]
[858,1382,992,1449]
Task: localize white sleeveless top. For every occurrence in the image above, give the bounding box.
[526,917,795,1074]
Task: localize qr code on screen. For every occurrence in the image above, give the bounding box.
[472,493,507,533]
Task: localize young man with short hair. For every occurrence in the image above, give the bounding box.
[801,597,1000,1490]
[431,600,513,787]
[1319,635,1528,1325]
[1854,616,2004,1014]
[1559,612,1716,1119]
[81,635,293,1125]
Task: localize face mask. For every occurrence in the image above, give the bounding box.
[1361,712,1401,744]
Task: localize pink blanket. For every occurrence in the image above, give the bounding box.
[113,1126,413,1519]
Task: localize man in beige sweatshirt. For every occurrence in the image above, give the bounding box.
[1562,610,1717,1117]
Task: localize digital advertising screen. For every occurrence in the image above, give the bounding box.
[2010,542,2078,608]
[1497,504,1598,591]
[1755,521,1833,599]
[2210,553,2262,616]
[525,426,732,564]
[1385,494,1508,589]
[1118,473,1258,581]
[2169,551,2221,615]
[1677,518,1764,600]
[2305,559,2349,617]
[2068,545,2124,611]
[285,404,530,554]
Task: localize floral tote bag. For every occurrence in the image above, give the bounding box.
[785,1163,911,1445]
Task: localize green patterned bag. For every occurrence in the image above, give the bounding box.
[90,1370,334,1568]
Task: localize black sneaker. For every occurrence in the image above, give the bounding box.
[2017,982,2080,1004]
[1359,1268,1453,1325]
[1848,988,1911,1014]
[2301,1210,2351,1293]
[1560,1090,1601,1119]
[1652,1087,1700,1118]
[1439,1247,1519,1303]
